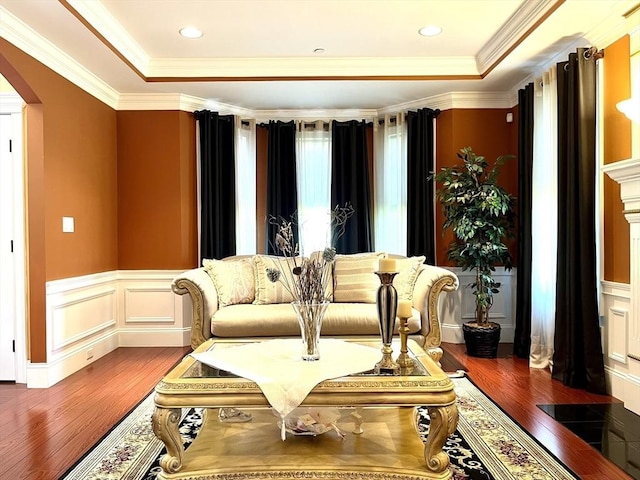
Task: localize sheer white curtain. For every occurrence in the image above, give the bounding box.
[235,117,257,255]
[530,68,558,369]
[373,113,407,254]
[295,120,332,256]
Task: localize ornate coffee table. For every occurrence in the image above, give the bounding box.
[153,338,458,480]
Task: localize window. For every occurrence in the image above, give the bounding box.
[295,121,331,256]
[374,114,407,255]
[235,118,257,254]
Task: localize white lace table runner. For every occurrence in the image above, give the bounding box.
[191,338,381,440]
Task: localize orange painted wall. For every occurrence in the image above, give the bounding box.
[24,104,46,363]
[117,111,197,269]
[435,108,517,266]
[0,40,118,281]
[603,36,631,283]
[0,38,119,362]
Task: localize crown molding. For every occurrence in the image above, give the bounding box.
[0,4,536,115]
[476,0,563,74]
[0,5,120,109]
[582,0,637,50]
[64,0,150,76]
[0,92,24,113]
[117,93,254,116]
[508,88,520,108]
[252,109,379,123]
[505,0,634,107]
[628,6,640,55]
[378,91,513,114]
[118,91,513,116]
[147,56,480,79]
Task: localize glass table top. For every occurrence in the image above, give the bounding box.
[181,339,429,380]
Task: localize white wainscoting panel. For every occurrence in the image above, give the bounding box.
[607,306,629,364]
[439,267,516,344]
[27,270,189,388]
[50,290,117,351]
[118,270,190,347]
[601,280,639,411]
[33,272,119,388]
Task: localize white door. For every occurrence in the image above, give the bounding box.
[0,113,16,381]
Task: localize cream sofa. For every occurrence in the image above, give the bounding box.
[172,252,458,359]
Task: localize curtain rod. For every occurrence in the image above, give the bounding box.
[585,46,604,60]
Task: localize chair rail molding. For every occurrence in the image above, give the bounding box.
[602,157,640,415]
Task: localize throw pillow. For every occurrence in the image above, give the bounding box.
[253,255,302,305]
[202,257,255,307]
[393,255,426,301]
[333,252,386,303]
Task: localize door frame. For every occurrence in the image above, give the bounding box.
[1,92,27,383]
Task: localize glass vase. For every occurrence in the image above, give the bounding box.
[291,300,329,361]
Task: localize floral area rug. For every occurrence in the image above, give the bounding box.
[60,376,578,480]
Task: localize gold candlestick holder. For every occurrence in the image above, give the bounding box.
[396,315,414,374]
[375,271,399,374]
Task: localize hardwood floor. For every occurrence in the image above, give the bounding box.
[0,346,191,480]
[0,342,633,480]
[442,343,634,480]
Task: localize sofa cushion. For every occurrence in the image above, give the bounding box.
[393,255,426,301]
[203,257,255,307]
[253,255,303,305]
[210,302,421,338]
[332,252,386,303]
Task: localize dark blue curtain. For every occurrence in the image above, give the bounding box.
[553,48,606,394]
[194,110,235,262]
[331,120,373,254]
[514,83,534,359]
[266,120,298,255]
[406,108,439,264]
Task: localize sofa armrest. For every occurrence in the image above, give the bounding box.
[411,265,459,354]
[171,267,219,349]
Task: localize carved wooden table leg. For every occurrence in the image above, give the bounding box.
[423,404,458,476]
[152,406,184,474]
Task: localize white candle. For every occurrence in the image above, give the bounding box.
[378,258,396,272]
[397,299,412,318]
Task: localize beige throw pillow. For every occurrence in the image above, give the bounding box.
[253,255,303,305]
[333,252,386,303]
[393,256,426,301]
[203,257,255,307]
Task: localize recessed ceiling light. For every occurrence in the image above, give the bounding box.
[314,48,325,54]
[179,26,203,39]
[418,25,442,37]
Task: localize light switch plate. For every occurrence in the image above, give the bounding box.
[62,216,74,233]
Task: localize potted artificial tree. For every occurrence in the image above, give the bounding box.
[434,147,515,358]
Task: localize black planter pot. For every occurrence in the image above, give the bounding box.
[462,321,501,358]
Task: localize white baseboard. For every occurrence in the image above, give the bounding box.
[441,323,464,344]
[25,269,190,388]
[27,331,119,388]
[119,327,192,347]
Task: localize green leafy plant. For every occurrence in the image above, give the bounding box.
[434,147,515,325]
